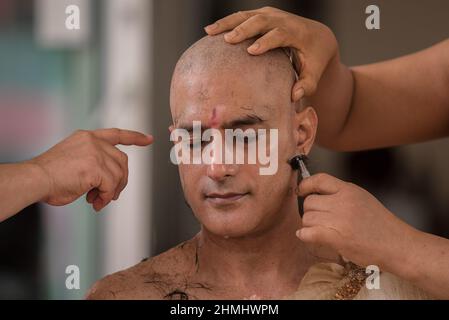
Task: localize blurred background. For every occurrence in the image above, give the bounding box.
[0,0,448,299]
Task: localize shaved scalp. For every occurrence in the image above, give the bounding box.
[170,35,297,103]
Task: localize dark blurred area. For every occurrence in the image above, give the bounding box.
[0,204,42,299]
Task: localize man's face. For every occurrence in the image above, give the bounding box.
[171,66,298,238]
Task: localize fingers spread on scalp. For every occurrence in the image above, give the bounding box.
[224,14,271,43]
[247,27,288,55]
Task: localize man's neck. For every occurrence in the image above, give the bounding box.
[195,199,315,299]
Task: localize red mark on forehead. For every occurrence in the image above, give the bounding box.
[210,107,219,128]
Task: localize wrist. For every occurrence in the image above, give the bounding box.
[21,160,51,203]
[382,224,423,282]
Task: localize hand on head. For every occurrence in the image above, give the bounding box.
[204,6,339,101]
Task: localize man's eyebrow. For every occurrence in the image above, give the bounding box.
[176,114,266,132]
[224,114,266,128]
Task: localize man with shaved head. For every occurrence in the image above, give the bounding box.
[87,34,322,300]
[86,33,437,300]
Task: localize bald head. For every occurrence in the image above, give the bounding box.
[170,35,301,129]
[172,35,296,85]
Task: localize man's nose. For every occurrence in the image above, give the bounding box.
[205,134,239,181]
[206,162,238,181]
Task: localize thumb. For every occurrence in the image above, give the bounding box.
[292,74,319,101]
[297,226,339,247]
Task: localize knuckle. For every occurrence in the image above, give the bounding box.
[236,10,250,19]
[303,196,314,210]
[253,13,268,24]
[234,25,245,34]
[274,26,287,34]
[76,129,91,139]
[273,27,289,44]
[309,194,320,203]
[302,213,313,225]
[78,130,95,144]
[110,128,121,136]
[315,172,329,182]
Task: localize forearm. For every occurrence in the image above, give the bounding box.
[310,39,449,151]
[388,228,449,299]
[304,53,355,149]
[0,163,49,222]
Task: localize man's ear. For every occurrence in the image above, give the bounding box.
[292,106,318,155]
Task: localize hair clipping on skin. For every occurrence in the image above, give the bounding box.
[282,47,301,81]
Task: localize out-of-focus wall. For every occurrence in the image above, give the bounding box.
[99,0,153,279]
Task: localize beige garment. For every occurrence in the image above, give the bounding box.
[288,263,433,300]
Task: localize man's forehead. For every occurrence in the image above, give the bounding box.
[174,104,273,129]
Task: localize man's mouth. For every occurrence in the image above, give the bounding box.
[205,192,249,205]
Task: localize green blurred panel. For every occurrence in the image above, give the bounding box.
[0,31,67,90]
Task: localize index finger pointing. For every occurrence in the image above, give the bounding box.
[93,128,154,146]
[298,173,343,197]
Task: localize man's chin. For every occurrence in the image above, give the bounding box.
[200,214,262,239]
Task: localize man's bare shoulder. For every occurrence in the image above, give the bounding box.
[86,239,199,300]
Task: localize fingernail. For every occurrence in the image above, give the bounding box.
[248,42,260,53]
[295,230,301,238]
[205,23,218,32]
